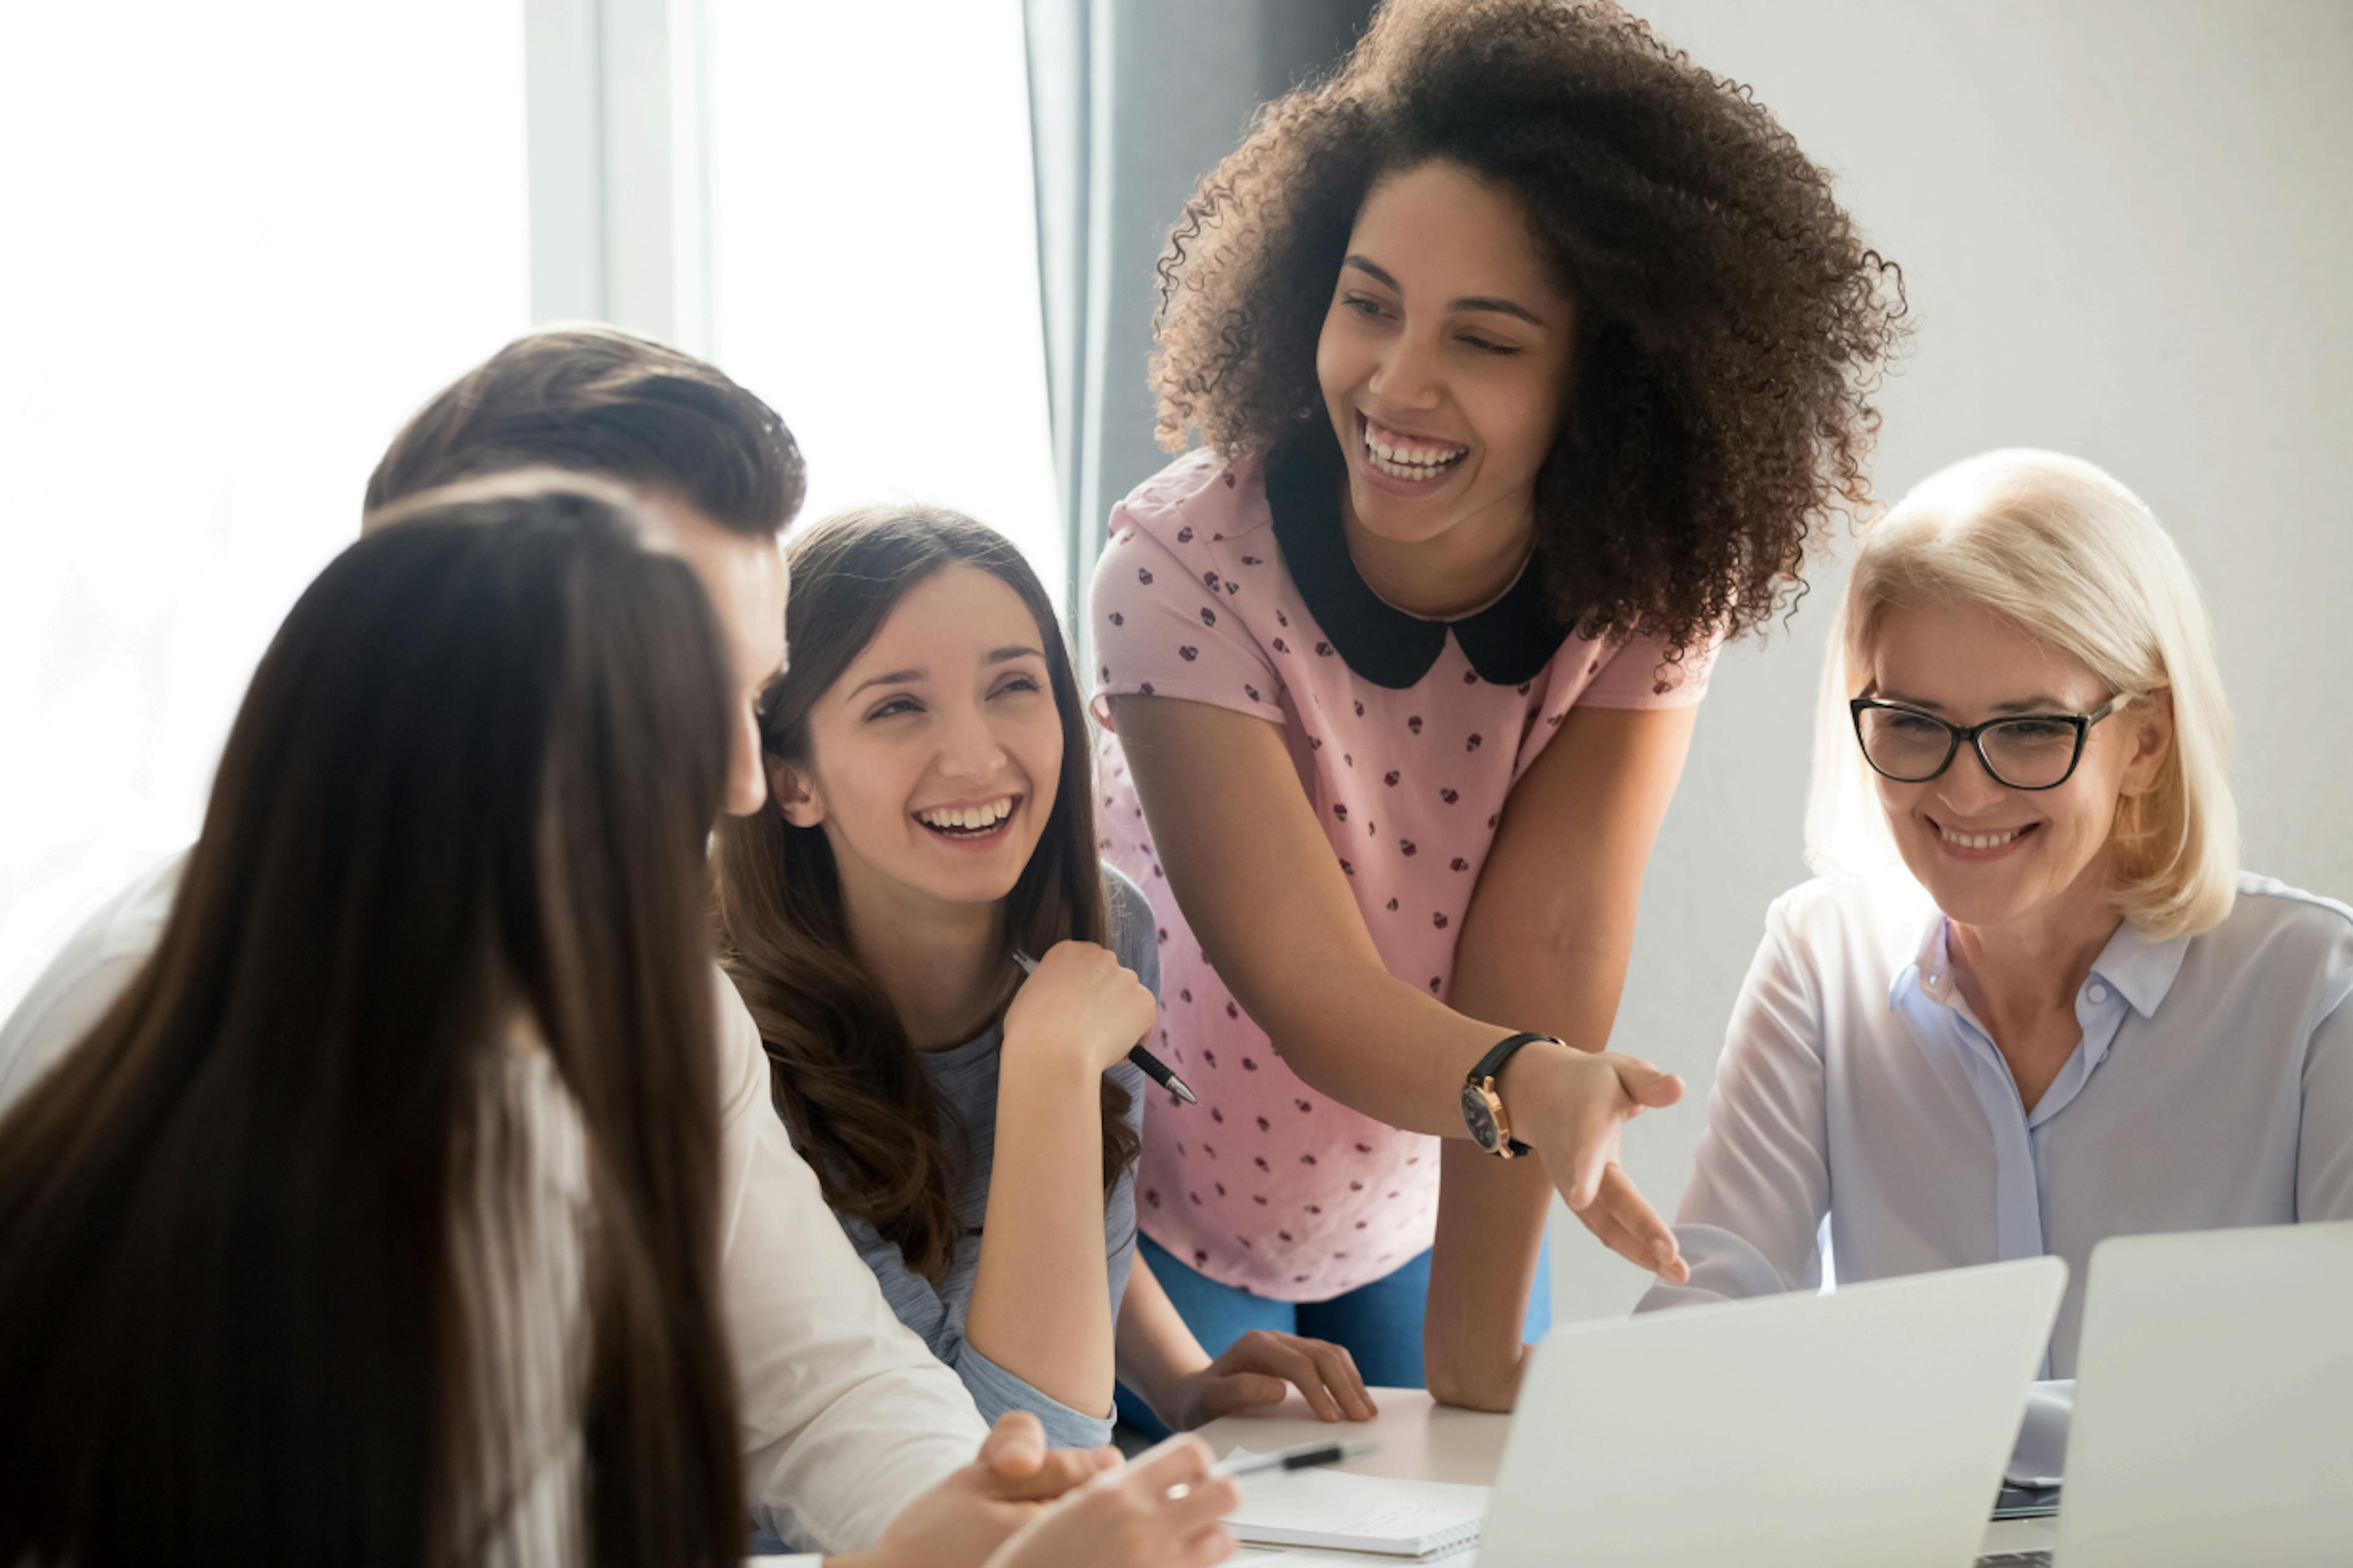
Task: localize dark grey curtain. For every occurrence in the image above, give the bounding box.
[1024,0,1374,648]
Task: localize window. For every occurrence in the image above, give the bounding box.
[0,2,1066,1020]
[703,0,1064,599]
[0,2,530,1012]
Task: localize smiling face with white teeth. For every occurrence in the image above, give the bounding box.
[776,563,1064,918]
[1866,600,2172,939]
[1313,159,1577,615]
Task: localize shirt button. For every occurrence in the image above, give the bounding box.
[2087,983,2110,1004]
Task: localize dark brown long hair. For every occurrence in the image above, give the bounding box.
[1151,0,1908,657]
[0,488,745,1567]
[713,505,1137,1282]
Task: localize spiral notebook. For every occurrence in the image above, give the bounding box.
[1224,1450,1487,1560]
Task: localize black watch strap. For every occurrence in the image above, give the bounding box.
[1468,1031,1556,1156]
[1470,1031,1556,1086]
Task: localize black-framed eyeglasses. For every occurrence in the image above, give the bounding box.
[1849,695,2123,792]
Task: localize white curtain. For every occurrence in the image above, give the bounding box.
[1021,0,1374,645]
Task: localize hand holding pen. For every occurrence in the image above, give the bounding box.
[1011,947,1198,1105]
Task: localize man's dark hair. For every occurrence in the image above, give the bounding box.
[365,324,806,536]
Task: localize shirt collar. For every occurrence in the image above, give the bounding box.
[1890,907,2191,1019]
[2085,917,2191,1017]
[1265,434,1573,690]
[1895,914,1957,1011]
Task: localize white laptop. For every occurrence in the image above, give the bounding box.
[1477,1257,2066,1568]
[2006,1219,2353,1568]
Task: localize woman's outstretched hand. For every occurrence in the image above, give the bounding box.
[1501,1041,1689,1282]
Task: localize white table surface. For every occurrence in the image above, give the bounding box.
[1196,1387,2063,1560]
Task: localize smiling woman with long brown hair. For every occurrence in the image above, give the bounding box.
[714,504,1371,1464]
[0,485,748,1567]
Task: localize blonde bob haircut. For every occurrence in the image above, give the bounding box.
[1805,449,2239,939]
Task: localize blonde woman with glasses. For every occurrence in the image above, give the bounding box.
[1640,450,2353,1378]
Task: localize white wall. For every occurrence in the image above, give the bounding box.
[1555,0,2353,1323]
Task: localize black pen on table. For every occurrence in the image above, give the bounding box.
[1209,1438,1381,1479]
[1010,948,1199,1105]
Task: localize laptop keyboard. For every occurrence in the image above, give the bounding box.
[1976,1554,2052,1566]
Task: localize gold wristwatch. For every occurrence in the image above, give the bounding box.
[1460,1032,1558,1157]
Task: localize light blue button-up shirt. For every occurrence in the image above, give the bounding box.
[1641,871,2353,1375]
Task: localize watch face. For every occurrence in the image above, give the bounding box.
[1461,1082,1500,1151]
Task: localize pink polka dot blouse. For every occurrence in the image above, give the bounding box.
[1089,446,1713,1300]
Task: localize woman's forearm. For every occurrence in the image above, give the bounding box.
[964,1053,1118,1417]
[1112,695,1521,1134]
[1421,920,1615,1408]
[1113,696,1698,1279]
[1228,947,1524,1134]
[1422,1139,1551,1409]
[1112,1251,1213,1423]
[1420,704,1699,1398]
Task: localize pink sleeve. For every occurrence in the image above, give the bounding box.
[1088,509,1285,730]
[1577,626,1719,710]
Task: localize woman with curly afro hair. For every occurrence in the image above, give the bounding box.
[1088,0,1905,1417]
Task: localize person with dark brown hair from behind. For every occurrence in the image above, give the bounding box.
[1,323,803,1108]
[0,327,1227,1562]
[0,485,751,1567]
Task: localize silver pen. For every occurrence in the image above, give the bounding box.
[1010,948,1199,1105]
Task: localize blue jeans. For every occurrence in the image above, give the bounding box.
[1113,1230,1552,1439]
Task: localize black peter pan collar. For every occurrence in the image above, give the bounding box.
[1265,437,1574,691]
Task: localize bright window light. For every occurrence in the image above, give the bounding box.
[704,0,1065,604]
[0,3,530,1015]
